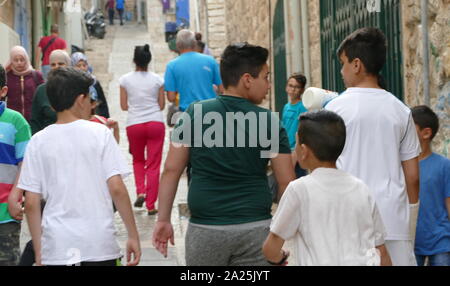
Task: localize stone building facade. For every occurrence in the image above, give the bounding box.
[0,0,15,29]
[192,0,449,155]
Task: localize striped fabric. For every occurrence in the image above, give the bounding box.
[0,102,31,224]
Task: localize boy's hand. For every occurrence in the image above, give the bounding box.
[152,221,175,258]
[126,237,141,266]
[106,119,118,129]
[8,202,24,221]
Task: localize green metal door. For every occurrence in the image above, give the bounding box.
[273,0,287,112]
[320,0,403,100]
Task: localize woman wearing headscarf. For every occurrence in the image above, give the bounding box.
[29,50,71,135]
[71,52,110,118]
[5,46,44,121]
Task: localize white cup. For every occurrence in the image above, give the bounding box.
[302,87,339,111]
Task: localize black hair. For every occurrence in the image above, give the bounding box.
[134,44,152,68]
[220,43,269,89]
[46,67,94,112]
[298,110,347,162]
[288,73,307,89]
[337,27,387,89]
[196,40,206,52]
[411,105,440,140]
[195,32,202,41]
[0,64,6,88]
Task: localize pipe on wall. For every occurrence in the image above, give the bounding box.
[421,0,430,106]
[300,0,311,87]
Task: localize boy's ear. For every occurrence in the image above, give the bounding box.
[352,58,363,74]
[241,73,253,89]
[0,86,8,99]
[421,127,433,140]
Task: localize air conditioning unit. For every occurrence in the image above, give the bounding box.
[0,23,20,66]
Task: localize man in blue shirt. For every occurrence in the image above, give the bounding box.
[412,106,450,266]
[116,0,125,25]
[165,29,223,113]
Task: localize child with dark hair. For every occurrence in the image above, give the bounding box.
[0,64,32,266]
[153,43,295,266]
[17,67,141,266]
[325,27,421,266]
[263,110,391,266]
[282,73,308,178]
[120,44,165,215]
[411,106,450,266]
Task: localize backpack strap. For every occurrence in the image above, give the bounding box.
[41,37,58,61]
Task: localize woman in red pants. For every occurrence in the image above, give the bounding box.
[119,44,165,215]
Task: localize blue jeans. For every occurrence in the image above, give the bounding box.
[416,252,450,266]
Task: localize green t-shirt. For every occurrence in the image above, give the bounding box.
[30,83,57,135]
[172,95,291,225]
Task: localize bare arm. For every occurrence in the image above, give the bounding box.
[446,198,450,221]
[167,91,177,103]
[376,244,392,266]
[158,86,166,110]
[262,232,289,265]
[271,154,296,202]
[7,163,24,220]
[152,143,189,257]
[402,157,420,204]
[25,191,43,266]
[120,87,129,111]
[108,175,141,266]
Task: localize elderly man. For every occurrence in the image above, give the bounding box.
[164,29,223,113]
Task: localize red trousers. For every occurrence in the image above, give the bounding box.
[126,122,165,210]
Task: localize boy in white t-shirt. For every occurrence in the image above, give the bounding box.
[18,67,141,266]
[325,27,421,266]
[263,110,392,266]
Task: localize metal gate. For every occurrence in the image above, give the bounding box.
[320,0,403,100]
[273,0,287,112]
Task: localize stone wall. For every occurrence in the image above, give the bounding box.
[308,0,322,89]
[401,0,450,156]
[0,0,15,29]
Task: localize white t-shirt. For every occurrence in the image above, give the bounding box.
[17,120,131,265]
[325,88,421,240]
[119,71,164,127]
[271,168,386,266]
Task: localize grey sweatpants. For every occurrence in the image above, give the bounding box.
[0,222,21,266]
[185,219,272,266]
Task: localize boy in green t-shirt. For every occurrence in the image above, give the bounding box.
[153,43,296,266]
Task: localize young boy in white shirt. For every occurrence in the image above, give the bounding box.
[18,67,141,266]
[325,27,421,266]
[263,110,392,266]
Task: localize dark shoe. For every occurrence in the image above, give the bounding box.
[134,197,145,208]
[148,209,158,216]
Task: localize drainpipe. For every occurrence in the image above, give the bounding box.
[289,0,303,76]
[300,0,311,86]
[283,0,292,77]
[204,0,209,44]
[194,0,200,32]
[421,0,430,106]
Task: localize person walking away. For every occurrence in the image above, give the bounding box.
[263,110,392,266]
[325,27,421,266]
[18,67,141,266]
[153,43,296,266]
[105,0,115,25]
[411,106,450,266]
[71,52,110,118]
[120,44,165,215]
[30,50,71,135]
[5,46,44,122]
[116,0,125,26]
[0,64,32,266]
[36,24,67,80]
